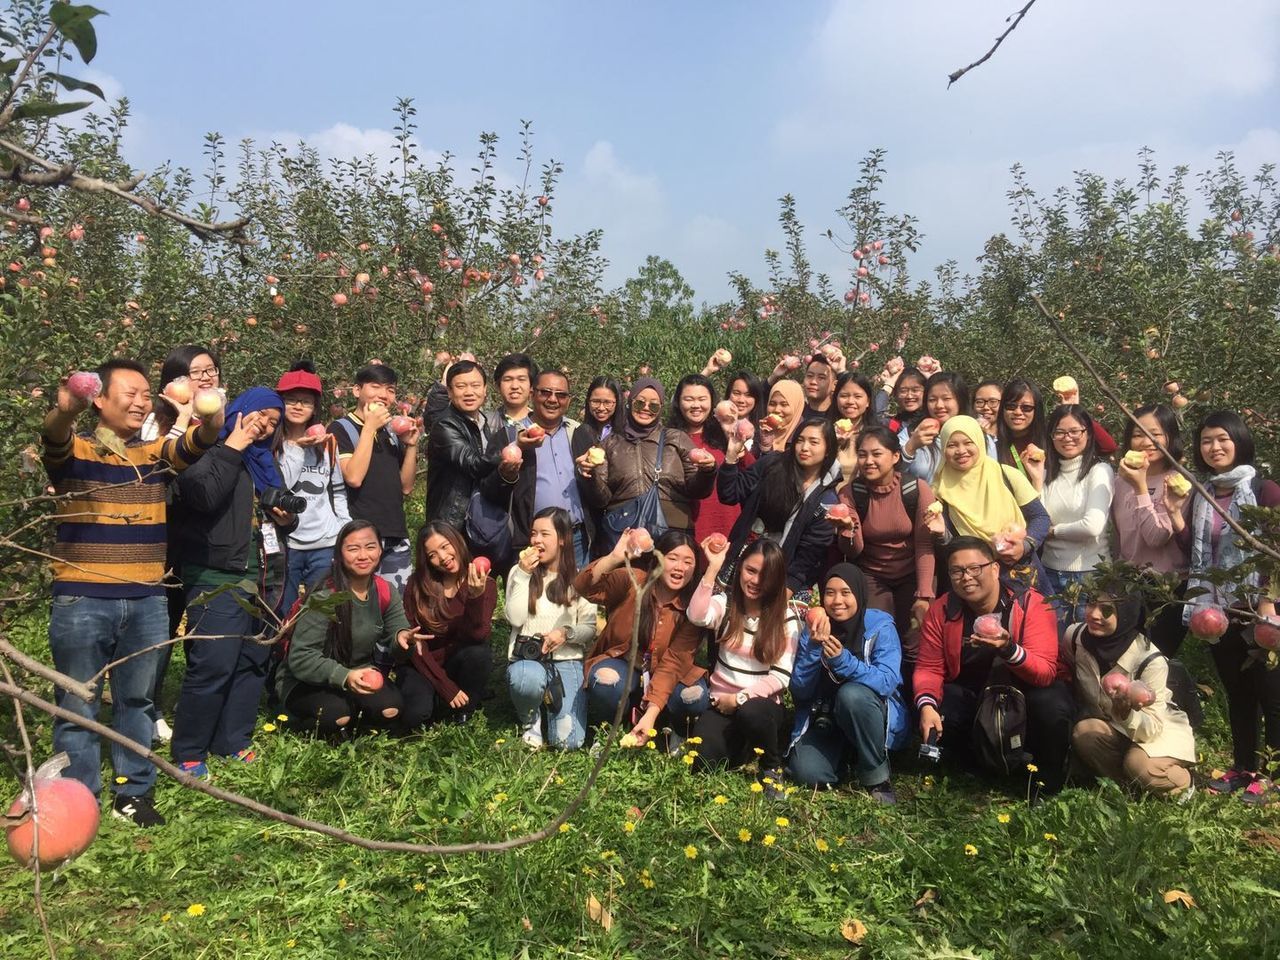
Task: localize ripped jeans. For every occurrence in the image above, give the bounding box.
[507,658,587,750]
[586,656,710,727]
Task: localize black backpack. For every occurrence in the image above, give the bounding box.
[1133,651,1204,730]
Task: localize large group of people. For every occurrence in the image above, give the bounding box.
[39,341,1280,827]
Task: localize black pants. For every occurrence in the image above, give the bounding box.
[1143,580,1188,657]
[941,680,1074,794]
[284,680,407,738]
[397,645,493,729]
[691,698,789,772]
[1209,624,1280,775]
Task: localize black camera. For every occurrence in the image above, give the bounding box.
[513,635,546,662]
[261,487,307,515]
[918,729,942,763]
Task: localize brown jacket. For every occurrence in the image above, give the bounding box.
[575,559,706,710]
[583,426,715,532]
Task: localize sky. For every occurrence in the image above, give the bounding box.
[71,0,1280,305]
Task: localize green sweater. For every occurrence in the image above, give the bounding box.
[277,586,410,704]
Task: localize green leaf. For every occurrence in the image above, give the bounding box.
[11,99,90,121]
[49,72,105,99]
[48,3,107,64]
[0,58,20,76]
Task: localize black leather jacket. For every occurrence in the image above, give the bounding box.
[425,405,499,528]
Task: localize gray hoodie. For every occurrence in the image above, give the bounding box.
[276,442,351,550]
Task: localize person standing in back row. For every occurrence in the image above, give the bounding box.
[330,363,419,592]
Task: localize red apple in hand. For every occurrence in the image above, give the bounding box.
[825,503,852,521]
[66,371,102,400]
[194,388,224,417]
[164,377,193,405]
[1100,672,1131,699]
[473,556,491,577]
[762,413,784,431]
[805,606,824,629]
[973,614,1003,639]
[1189,606,1229,641]
[627,529,654,554]
[690,448,716,466]
[305,424,327,439]
[1127,680,1155,708]
[389,415,415,436]
[918,417,940,435]
[501,443,523,466]
[525,424,546,441]
[705,532,728,554]
[714,400,738,424]
[358,668,384,692]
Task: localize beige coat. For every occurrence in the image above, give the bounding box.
[1065,626,1196,763]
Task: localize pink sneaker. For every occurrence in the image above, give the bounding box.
[1241,777,1276,807]
[1208,768,1253,794]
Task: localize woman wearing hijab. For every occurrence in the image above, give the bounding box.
[1183,411,1280,803]
[755,379,805,454]
[578,376,716,554]
[1067,592,1195,798]
[170,387,296,778]
[924,415,1051,591]
[788,564,907,804]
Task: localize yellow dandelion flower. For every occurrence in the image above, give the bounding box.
[687,737,702,745]
[186,903,206,917]
[964,844,978,857]
[600,850,616,860]
[774,816,790,828]
[647,728,657,736]
[114,776,128,785]
[494,738,506,746]
[784,786,797,796]
[738,829,752,842]
[749,782,764,793]
[762,777,774,784]
[684,844,698,859]
[1025,763,1039,773]
[1044,832,1058,842]
[681,753,695,766]
[753,747,764,756]
[762,834,776,847]
[276,714,288,722]
[997,812,1011,824]
[493,792,508,803]
[286,939,296,949]
[623,821,636,833]
[686,749,699,758]
[640,873,655,889]
[829,862,839,873]
[815,838,830,852]
[554,776,564,785]
[161,913,171,923]
[261,722,277,733]
[712,794,729,805]
[645,740,656,750]
[559,822,571,833]
[337,878,347,890]
[413,882,426,892]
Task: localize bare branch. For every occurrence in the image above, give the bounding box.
[947,0,1039,88]
[0,638,96,703]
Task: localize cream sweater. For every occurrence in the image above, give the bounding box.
[1042,457,1113,572]
[503,566,598,661]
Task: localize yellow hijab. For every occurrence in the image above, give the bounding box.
[768,379,806,448]
[932,415,1036,541]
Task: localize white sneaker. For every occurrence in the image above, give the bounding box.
[154,718,173,743]
[520,722,544,750]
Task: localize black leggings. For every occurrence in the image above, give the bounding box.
[397,645,494,730]
[691,698,790,772]
[1209,623,1280,775]
[285,680,406,738]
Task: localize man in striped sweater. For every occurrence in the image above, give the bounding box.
[41,359,223,827]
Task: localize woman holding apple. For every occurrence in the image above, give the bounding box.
[995,378,1048,486]
[1184,411,1280,802]
[686,539,800,799]
[504,508,598,750]
[580,376,626,445]
[788,563,907,804]
[277,520,426,737]
[1067,592,1195,798]
[829,371,879,484]
[399,521,498,727]
[885,365,928,447]
[575,528,709,750]
[754,380,805,454]
[669,373,753,542]
[1112,404,1191,654]
[902,372,995,481]
[726,370,768,440]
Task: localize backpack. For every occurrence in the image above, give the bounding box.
[333,416,400,452]
[273,574,393,664]
[1133,651,1204,730]
[849,476,920,523]
[972,596,1035,777]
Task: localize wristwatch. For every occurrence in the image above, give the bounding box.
[735,690,749,707]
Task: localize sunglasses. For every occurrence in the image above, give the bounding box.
[631,399,662,413]
[1003,402,1037,414]
[536,388,571,401]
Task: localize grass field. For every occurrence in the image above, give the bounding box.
[2,606,1279,960]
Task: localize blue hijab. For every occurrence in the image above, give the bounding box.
[220,386,284,494]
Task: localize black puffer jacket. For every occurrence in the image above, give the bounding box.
[425,405,499,529]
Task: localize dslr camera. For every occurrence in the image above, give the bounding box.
[260,487,307,515]
[512,635,546,662]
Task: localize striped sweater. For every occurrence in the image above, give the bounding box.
[42,423,214,598]
[688,583,800,701]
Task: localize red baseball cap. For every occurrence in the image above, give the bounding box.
[276,369,323,395]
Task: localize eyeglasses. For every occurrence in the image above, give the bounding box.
[631,399,662,413]
[974,398,1001,408]
[536,388,570,401]
[1051,428,1086,440]
[589,398,616,408]
[282,396,315,407]
[189,365,218,380]
[897,388,924,397]
[1003,402,1037,414]
[947,560,997,581]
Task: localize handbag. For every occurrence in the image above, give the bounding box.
[465,425,517,563]
[973,661,1031,777]
[599,430,668,553]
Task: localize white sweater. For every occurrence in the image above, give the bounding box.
[1042,457,1114,572]
[503,566,598,661]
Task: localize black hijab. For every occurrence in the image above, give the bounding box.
[1081,595,1144,675]
[623,377,666,444]
[821,562,868,655]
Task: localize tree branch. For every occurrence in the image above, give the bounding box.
[947,0,1039,88]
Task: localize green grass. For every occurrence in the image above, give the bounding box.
[2,608,1279,960]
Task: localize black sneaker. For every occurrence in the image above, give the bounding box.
[868,781,897,806]
[112,793,166,828]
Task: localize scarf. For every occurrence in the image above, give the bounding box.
[768,380,806,449]
[931,416,1026,541]
[1184,464,1259,622]
[221,386,284,494]
[623,377,665,444]
[821,563,868,655]
[1081,595,1143,675]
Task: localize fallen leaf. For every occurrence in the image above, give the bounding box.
[1163,889,1197,909]
[520,916,533,931]
[913,889,938,912]
[586,894,613,931]
[840,918,868,944]
[1243,829,1280,853]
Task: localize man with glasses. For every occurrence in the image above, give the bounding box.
[481,369,594,567]
[914,537,1074,797]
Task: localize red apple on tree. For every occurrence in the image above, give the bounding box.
[1189,606,1229,641]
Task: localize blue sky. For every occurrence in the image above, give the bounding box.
[81,0,1279,304]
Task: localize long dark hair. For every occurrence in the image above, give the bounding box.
[669,373,727,452]
[757,418,838,531]
[727,370,768,431]
[404,521,473,631]
[893,366,927,429]
[831,371,880,430]
[997,378,1046,467]
[528,506,578,615]
[723,539,789,666]
[582,376,626,442]
[1123,403,1183,469]
[322,519,382,666]
[1045,404,1100,485]
[635,530,703,647]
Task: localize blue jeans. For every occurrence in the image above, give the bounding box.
[48,594,168,797]
[1043,567,1088,625]
[585,656,710,725]
[507,658,587,749]
[171,582,270,763]
[572,527,589,570]
[789,681,890,788]
[279,545,334,616]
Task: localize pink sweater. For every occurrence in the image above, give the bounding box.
[1111,474,1188,576]
[687,583,799,701]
